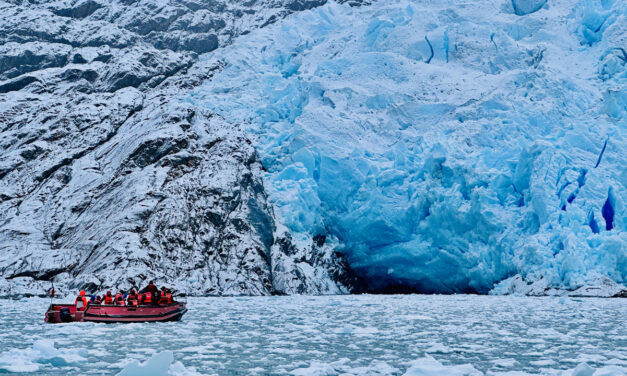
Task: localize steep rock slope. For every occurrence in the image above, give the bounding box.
[0,0,363,297]
[190,0,626,296]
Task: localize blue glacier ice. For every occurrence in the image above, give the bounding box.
[186,0,626,293]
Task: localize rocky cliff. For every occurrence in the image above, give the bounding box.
[0,0,363,297]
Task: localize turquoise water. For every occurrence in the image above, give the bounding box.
[0,295,625,375]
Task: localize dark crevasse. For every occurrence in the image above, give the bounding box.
[602,189,615,231]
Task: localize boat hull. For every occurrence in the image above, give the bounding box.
[45,302,187,323]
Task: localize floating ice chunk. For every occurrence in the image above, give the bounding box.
[403,356,482,376]
[570,363,596,376]
[292,358,399,375]
[0,354,39,373]
[116,351,202,376]
[562,363,627,376]
[425,344,454,354]
[169,361,204,376]
[291,358,350,376]
[0,339,86,373]
[403,358,626,376]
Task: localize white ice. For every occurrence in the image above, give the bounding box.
[0,296,624,375]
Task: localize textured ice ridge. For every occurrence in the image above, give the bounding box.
[189,0,626,294]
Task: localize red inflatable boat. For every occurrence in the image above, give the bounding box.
[45,301,187,323]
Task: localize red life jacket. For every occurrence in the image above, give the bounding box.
[115,293,125,305]
[143,292,152,305]
[127,294,138,306]
[158,293,172,305]
[104,295,114,304]
[75,296,88,310]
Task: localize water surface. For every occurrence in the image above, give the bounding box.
[0,295,625,375]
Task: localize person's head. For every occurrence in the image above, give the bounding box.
[131,288,136,294]
[106,290,112,296]
[79,290,85,296]
[149,281,154,285]
[97,295,101,299]
[161,286,166,291]
[119,290,124,294]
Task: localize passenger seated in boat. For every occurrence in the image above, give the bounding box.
[93,295,102,305]
[103,291,114,304]
[75,290,88,311]
[127,289,139,306]
[141,291,153,306]
[115,290,126,305]
[158,286,173,305]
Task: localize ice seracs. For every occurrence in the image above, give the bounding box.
[190,0,626,295]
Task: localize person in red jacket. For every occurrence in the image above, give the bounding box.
[141,281,158,294]
[114,290,126,305]
[141,291,153,305]
[127,289,139,306]
[140,281,158,305]
[75,290,88,311]
[103,291,114,304]
[158,286,173,305]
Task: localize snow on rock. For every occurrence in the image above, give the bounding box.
[0,0,366,297]
[190,0,626,295]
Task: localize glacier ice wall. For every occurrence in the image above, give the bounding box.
[189,0,626,293]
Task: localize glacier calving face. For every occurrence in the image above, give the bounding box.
[190,0,626,293]
[0,0,624,297]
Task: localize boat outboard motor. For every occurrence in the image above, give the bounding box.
[59,307,73,323]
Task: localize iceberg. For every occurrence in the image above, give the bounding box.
[116,351,202,376]
[0,340,86,373]
[189,0,626,293]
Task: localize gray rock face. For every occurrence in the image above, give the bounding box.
[0,0,364,297]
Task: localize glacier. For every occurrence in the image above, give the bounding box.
[0,0,624,297]
[189,0,626,294]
